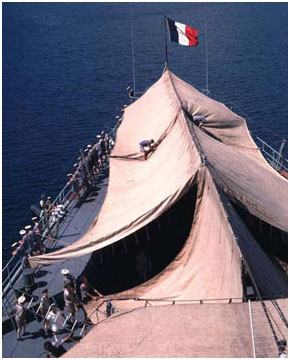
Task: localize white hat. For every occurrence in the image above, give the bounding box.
[123,104,127,108]
[126,86,131,90]
[61,269,69,275]
[73,163,78,168]
[115,115,120,119]
[18,295,26,304]
[101,131,105,135]
[77,157,81,161]
[25,225,32,231]
[19,230,26,236]
[96,135,101,138]
[87,144,92,148]
[47,197,51,200]
[32,217,38,222]
[67,173,73,177]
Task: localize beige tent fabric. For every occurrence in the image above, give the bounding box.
[193,124,288,231]
[170,71,285,175]
[223,193,288,297]
[170,72,259,149]
[30,72,201,267]
[29,69,287,268]
[114,166,244,302]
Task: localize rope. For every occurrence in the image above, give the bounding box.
[204,4,209,93]
[110,113,179,161]
[130,4,136,97]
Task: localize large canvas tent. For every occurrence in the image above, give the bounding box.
[29,70,288,300]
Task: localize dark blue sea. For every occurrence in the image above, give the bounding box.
[2,3,288,264]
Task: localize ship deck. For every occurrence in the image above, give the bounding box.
[2,171,109,358]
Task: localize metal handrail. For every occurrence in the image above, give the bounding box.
[2,124,120,312]
[255,136,288,172]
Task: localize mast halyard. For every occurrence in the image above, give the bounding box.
[164,15,169,70]
[204,6,209,95]
[130,4,136,97]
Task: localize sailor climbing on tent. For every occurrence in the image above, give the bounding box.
[192,114,206,128]
[139,139,157,161]
[127,86,135,102]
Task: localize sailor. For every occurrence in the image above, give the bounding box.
[139,139,157,161]
[96,135,104,167]
[46,303,65,335]
[39,194,47,210]
[79,276,103,303]
[24,225,37,255]
[39,289,51,336]
[101,131,110,154]
[85,146,94,177]
[75,164,88,195]
[12,230,29,268]
[108,136,115,151]
[105,299,117,317]
[98,134,106,164]
[43,332,72,358]
[83,148,92,182]
[63,284,78,323]
[32,216,42,234]
[192,114,206,128]
[66,173,80,204]
[19,228,30,251]
[14,295,27,340]
[90,142,100,174]
[61,269,76,293]
[45,197,53,211]
[136,248,152,282]
[127,86,135,102]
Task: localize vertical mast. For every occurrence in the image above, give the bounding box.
[164,15,169,69]
[204,5,209,93]
[130,5,136,96]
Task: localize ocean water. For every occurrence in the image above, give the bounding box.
[2,3,288,264]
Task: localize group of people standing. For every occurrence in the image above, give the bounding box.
[66,131,114,203]
[15,268,104,356]
[12,217,44,267]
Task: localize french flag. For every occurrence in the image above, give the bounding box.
[167,17,198,47]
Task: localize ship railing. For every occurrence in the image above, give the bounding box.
[249,298,288,358]
[255,136,288,172]
[2,184,74,301]
[78,294,287,336]
[212,98,288,173]
[2,122,119,308]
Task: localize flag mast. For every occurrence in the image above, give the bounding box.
[164,15,169,69]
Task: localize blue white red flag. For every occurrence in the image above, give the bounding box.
[167,17,198,46]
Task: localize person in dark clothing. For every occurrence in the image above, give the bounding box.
[79,276,103,303]
[32,217,45,254]
[63,284,78,323]
[192,114,206,127]
[127,86,135,102]
[61,269,76,293]
[136,248,152,282]
[139,139,157,160]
